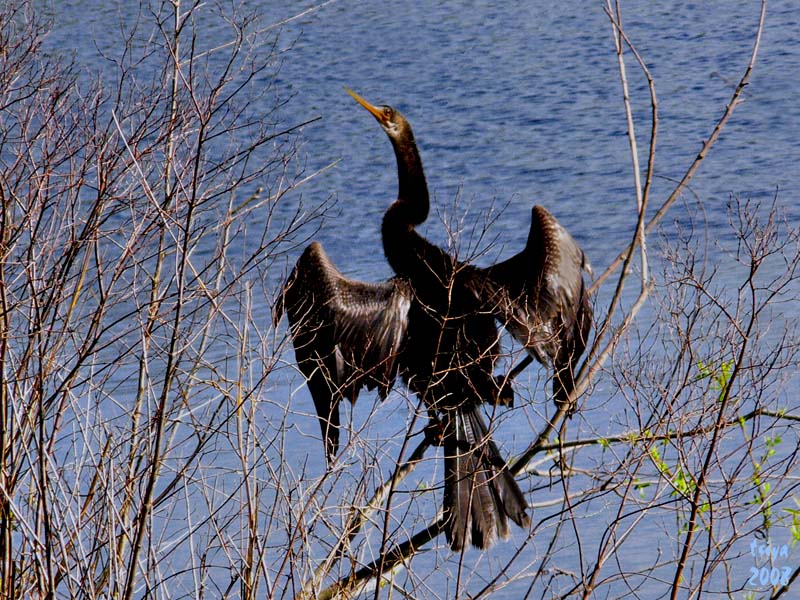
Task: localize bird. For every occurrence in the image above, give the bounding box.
[274,89,592,550]
[346,88,592,411]
[346,88,530,551]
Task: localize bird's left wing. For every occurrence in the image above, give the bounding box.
[273,242,412,462]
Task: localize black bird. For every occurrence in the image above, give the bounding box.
[274,89,592,550]
[346,89,530,550]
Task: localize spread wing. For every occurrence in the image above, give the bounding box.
[273,241,411,463]
[471,205,593,406]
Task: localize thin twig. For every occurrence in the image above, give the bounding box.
[588,0,766,296]
[298,438,430,600]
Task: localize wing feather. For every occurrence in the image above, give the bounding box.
[274,241,411,462]
[470,206,593,407]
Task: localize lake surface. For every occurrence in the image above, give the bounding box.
[39,0,799,597]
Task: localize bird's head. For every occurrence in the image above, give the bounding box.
[346,88,411,142]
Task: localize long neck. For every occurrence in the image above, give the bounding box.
[390,133,428,225]
[382,132,430,275]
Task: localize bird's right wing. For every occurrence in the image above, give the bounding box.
[273,242,412,462]
[467,205,592,407]
[471,205,591,361]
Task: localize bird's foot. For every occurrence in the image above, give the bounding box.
[555,397,577,418]
[424,416,445,446]
[492,375,514,407]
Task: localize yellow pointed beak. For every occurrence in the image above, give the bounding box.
[346,87,387,124]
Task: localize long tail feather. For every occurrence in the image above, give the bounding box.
[443,406,529,551]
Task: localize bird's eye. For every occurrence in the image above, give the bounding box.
[383,106,393,119]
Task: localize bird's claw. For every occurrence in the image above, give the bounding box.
[424,417,445,446]
[555,397,577,418]
[493,375,514,407]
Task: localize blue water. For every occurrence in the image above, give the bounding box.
[266,0,797,268]
[38,0,799,598]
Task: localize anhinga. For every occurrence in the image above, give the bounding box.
[274,90,592,551]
